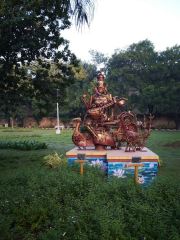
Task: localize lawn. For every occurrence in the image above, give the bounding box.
[0,128,179,176]
[0,129,180,240]
[0,129,74,172]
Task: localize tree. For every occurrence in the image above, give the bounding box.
[138,45,180,128]
[89,49,109,73]
[106,40,180,129]
[0,0,96,121]
[107,39,158,101]
[156,46,180,129]
[59,61,98,121]
[14,105,28,127]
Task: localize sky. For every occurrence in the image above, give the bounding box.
[62,0,180,63]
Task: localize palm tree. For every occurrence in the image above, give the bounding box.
[70,0,96,28]
[10,0,96,27]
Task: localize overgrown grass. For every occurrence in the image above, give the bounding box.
[0,129,180,239]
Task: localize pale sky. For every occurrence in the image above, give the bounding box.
[62,0,180,62]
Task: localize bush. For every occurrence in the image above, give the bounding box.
[0,140,48,150]
[0,164,180,240]
[44,152,64,168]
[158,158,163,166]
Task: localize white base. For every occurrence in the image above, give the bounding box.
[56,129,61,134]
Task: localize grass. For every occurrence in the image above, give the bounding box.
[0,129,74,171]
[0,129,180,239]
[0,128,179,177]
[146,130,180,177]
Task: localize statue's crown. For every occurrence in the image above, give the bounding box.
[97,70,104,81]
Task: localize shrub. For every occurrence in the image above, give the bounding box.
[158,158,163,167]
[0,140,48,150]
[44,152,64,168]
[0,165,180,240]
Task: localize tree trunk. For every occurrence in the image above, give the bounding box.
[11,118,14,129]
[175,120,180,130]
[173,112,180,130]
[148,105,154,114]
[7,117,11,127]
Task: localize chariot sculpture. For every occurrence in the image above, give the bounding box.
[72,71,153,152]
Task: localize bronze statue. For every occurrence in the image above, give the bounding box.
[72,71,153,151]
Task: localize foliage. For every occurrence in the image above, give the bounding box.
[0,0,96,118]
[80,125,89,133]
[14,106,28,127]
[0,127,31,131]
[0,164,180,240]
[107,39,180,129]
[107,40,158,105]
[0,129,180,239]
[59,61,98,120]
[0,140,48,151]
[158,158,163,167]
[18,61,98,123]
[89,49,109,74]
[44,152,64,168]
[1,106,29,128]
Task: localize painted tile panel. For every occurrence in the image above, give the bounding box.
[67,157,158,184]
[108,162,158,184]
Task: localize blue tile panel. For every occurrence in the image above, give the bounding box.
[68,157,157,184]
[68,157,107,164]
[68,157,108,173]
[108,162,158,184]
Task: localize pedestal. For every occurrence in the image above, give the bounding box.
[66,147,159,184]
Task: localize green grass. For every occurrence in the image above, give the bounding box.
[0,129,180,239]
[0,129,179,176]
[146,130,180,177]
[0,129,74,171]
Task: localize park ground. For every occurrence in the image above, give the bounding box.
[0,129,180,240]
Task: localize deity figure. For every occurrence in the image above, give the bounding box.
[82,71,116,122]
[82,71,119,149]
[72,71,153,151]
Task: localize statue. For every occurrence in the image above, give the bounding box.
[72,71,153,151]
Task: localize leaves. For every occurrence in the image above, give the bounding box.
[0,165,180,239]
[106,39,180,128]
[44,152,63,168]
[0,0,96,117]
[59,61,98,121]
[0,140,48,150]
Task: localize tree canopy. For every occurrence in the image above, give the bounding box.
[106,40,180,129]
[0,0,96,119]
[59,61,98,122]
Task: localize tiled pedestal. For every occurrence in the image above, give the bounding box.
[66,147,159,184]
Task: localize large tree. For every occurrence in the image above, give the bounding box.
[107,40,180,128]
[59,61,98,122]
[27,61,98,124]
[106,39,158,100]
[0,0,96,121]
